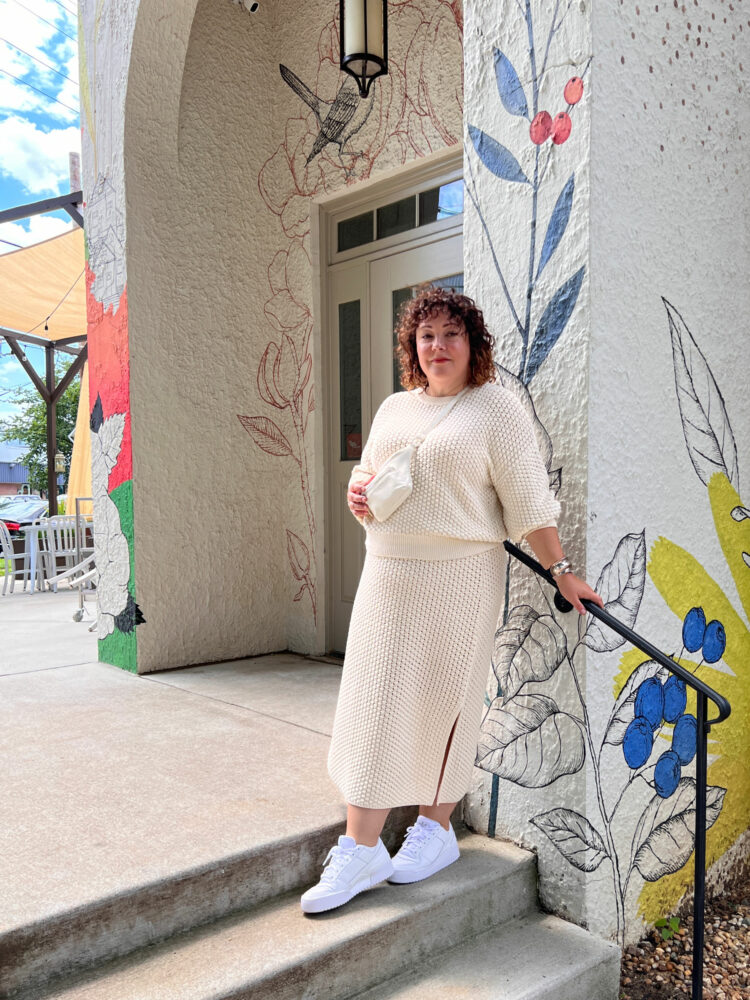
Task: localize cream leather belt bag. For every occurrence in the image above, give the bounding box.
[365,388,469,522]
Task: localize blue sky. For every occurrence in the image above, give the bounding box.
[0,0,80,423]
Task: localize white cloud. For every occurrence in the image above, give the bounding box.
[0,0,79,124]
[0,115,81,195]
[0,214,76,254]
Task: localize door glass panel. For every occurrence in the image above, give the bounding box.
[390,273,464,392]
[338,211,373,252]
[377,196,416,240]
[338,300,362,459]
[419,180,464,225]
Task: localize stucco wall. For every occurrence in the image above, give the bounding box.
[462,0,594,930]
[462,0,748,947]
[586,0,749,941]
[121,0,464,671]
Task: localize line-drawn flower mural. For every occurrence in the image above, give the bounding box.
[241,2,464,623]
[90,393,144,640]
[477,296,742,944]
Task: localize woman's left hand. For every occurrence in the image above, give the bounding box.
[556,573,604,615]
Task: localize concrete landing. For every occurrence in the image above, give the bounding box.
[1,649,355,995]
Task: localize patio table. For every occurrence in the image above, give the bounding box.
[17,523,47,594]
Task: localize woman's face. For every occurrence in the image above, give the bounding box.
[415,309,471,391]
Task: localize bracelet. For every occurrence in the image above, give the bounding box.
[549,558,573,579]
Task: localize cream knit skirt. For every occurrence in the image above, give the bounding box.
[327,541,505,809]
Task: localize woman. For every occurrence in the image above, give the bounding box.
[301,287,602,914]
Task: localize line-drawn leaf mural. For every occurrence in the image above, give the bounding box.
[603,658,671,747]
[493,47,529,119]
[286,528,310,579]
[665,298,739,491]
[583,531,647,652]
[494,364,554,472]
[631,779,726,882]
[525,265,585,383]
[536,173,575,280]
[238,415,297,459]
[493,604,567,703]
[468,124,530,185]
[532,807,610,872]
[476,694,585,787]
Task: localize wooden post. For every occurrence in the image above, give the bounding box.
[46,343,57,516]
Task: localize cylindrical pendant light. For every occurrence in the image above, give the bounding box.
[340,0,388,98]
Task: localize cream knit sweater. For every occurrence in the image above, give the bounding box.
[350,382,560,555]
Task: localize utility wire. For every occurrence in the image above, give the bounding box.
[0,37,78,85]
[0,67,79,114]
[48,0,77,18]
[9,1,78,43]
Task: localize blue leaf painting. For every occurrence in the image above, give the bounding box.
[525,265,585,383]
[536,173,575,281]
[494,48,529,119]
[468,124,530,185]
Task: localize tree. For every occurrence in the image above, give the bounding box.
[0,361,81,493]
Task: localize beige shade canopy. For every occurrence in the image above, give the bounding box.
[0,227,86,341]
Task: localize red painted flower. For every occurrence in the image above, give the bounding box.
[564,77,584,105]
[551,112,572,145]
[529,110,553,145]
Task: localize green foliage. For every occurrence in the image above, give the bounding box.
[654,915,680,941]
[0,361,81,493]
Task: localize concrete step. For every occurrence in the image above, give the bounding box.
[355,911,622,1000]
[15,833,538,1000]
[0,803,422,999]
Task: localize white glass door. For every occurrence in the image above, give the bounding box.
[327,234,463,654]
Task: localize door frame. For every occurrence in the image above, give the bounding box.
[310,145,463,654]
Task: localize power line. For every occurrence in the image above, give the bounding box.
[0,67,79,115]
[9,1,78,44]
[48,0,77,17]
[0,37,78,86]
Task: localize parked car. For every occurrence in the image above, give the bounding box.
[0,496,49,537]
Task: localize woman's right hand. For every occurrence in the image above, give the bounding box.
[348,477,373,519]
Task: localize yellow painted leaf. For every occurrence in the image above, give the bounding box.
[638,534,750,921]
[708,472,750,623]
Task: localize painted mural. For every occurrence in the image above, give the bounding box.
[239,1,464,623]
[467,0,746,945]
[79,2,142,671]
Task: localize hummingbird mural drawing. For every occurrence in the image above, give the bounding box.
[280,64,376,173]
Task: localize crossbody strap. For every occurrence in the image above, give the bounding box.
[412,386,470,448]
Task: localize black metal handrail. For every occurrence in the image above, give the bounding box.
[504,541,732,1000]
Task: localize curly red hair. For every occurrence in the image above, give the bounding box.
[395,285,496,390]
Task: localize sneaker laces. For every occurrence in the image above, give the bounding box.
[320,844,357,884]
[398,822,435,859]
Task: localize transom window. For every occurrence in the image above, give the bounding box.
[336,180,464,254]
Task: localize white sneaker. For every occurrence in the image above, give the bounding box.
[387,815,460,884]
[300,835,394,913]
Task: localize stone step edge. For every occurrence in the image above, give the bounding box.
[12,835,540,1000]
[0,806,443,998]
[352,909,622,1000]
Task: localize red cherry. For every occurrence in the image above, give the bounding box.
[551,112,572,144]
[564,76,584,105]
[529,111,553,145]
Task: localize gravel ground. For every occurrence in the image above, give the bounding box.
[620,857,750,999]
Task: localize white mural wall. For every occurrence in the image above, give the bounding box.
[100,0,464,671]
[463,0,749,946]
